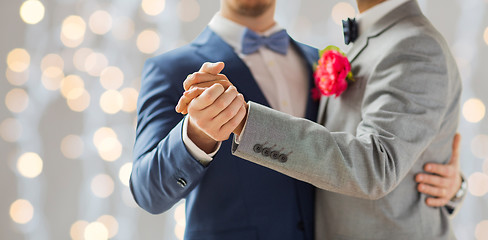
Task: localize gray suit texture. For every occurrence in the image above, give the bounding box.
[232,1,462,239]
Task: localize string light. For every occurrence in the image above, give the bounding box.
[89,10,112,35]
[66,88,90,112]
[463,98,485,123]
[136,29,160,54]
[60,135,84,159]
[468,172,488,197]
[120,88,139,113]
[70,220,89,240]
[19,0,45,25]
[10,199,34,224]
[91,174,114,198]
[142,0,166,16]
[85,52,109,76]
[97,215,119,238]
[100,90,123,114]
[84,222,109,240]
[484,27,488,46]
[7,48,30,72]
[5,88,29,113]
[60,74,85,99]
[73,48,93,72]
[100,66,124,90]
[118,162,132,187]
[330,2,356,26]
[61,15,86,48]
[0,118,22,142]
[17,152,43,178]
[41,66,64,90]
[177,0,200,22]
[6,68,29,86]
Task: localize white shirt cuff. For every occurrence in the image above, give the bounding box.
[182,116,220,166]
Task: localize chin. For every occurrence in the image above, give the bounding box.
[231,0,274,17]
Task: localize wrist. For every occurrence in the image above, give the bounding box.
[450,174,467,203]
[187,117,219,154]
[233,103,248,136]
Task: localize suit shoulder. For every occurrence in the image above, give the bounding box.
[388,16,451,55]
[141,43,206,85]
[146,43,201,68]
[294,41,319,59]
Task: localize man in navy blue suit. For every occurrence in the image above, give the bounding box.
[131,0,463,239]
[131,1,318,239]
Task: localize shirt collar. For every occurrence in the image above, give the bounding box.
[356,0,411,36]
[208,13,284,53]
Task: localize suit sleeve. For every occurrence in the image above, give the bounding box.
[232,36,459,200]
[130,58,208,214]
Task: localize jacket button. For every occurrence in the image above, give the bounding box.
[262,148,271,157]
[270,151,280,160]
[253,144,263,153]
[177,178,187,188]
[278,154,288,163]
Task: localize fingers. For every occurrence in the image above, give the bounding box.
[425,197,448,207]
[237,92,245,104]
[415,173,450,188]
[186,85,243,141]
[212,89,244,126]
[417,133,463,208]
[192,79,233,90]
[199,62,225,75]
[423,162,455,178]
[220,104,247,136]
[417,183,448,199]
[184,72,229,91]
[175,87,206,114]
[450,133,461,165]
[201,85,239,118]
[188,84,225,110]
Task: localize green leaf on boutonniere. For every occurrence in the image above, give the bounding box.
[321,45,346,57]
[346,71,355,83]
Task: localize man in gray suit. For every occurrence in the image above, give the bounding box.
[179,0,464,239]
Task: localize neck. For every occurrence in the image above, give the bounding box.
[220,4,276,32]
[356,0,387,13]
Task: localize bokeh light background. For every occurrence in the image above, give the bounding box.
[0,0,487,239]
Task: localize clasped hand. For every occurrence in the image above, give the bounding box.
[176,62,247,142]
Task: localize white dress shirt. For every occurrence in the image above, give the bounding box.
[182,13,309,165]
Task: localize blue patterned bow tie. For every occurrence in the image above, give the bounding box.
[241,28,289,55]
[342,18,358,45]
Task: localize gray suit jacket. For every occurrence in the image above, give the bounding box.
[232,1,462,239]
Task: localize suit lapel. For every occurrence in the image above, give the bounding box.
[349,0,423,64]
[193,27,271,107]
[292,40,319,122]
[319,0,424,125]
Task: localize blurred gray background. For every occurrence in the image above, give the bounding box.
[1,0,487,239]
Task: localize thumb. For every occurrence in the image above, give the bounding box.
[449,133,461,165]
[199,62,225,75]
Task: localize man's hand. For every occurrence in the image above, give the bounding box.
[415,133,462,207]
[176,62,235,114]
[187,83,247,142]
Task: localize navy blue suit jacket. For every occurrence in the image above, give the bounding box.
[130,27,319,240]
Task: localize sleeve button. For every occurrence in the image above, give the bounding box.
[262,148,271,157]
[278,154,288,163]
[270,151,280,160]
[177,178,187,188]
[253,144,263,153]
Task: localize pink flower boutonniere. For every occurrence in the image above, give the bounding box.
[312,45,355,100]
